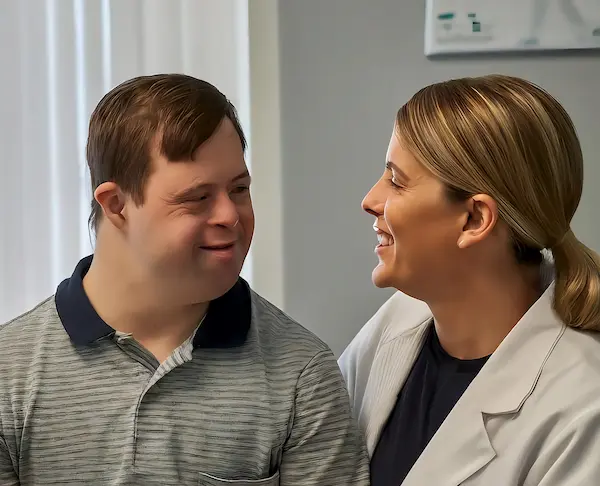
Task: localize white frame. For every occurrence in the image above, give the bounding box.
[425,0,600,55]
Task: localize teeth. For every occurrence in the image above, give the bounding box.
[377,233,393,246]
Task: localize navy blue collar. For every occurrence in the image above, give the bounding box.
[55,255,252,348]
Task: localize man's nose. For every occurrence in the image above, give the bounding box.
[210,192,240,228]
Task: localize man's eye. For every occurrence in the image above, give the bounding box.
[183,195,209,204]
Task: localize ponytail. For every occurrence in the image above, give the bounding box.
[552,229,600,331]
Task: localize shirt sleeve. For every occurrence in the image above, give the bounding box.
[280,349,370,485]
[0,435,19,486]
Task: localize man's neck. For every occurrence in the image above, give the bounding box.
[83,244,208,363]
[428,263,542,360]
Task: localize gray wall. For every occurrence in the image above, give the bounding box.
[277,0,600,356]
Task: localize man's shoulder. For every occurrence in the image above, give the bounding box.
[0,296,63,360]
[249,290,332,359]
[1,295,58,333]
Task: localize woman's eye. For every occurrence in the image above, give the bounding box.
[388,178,404,190]
[231,185,250,194]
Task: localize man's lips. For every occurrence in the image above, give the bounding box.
[200,241,237,250]
[198,242,238,262]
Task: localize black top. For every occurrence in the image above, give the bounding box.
[370,324,489,486]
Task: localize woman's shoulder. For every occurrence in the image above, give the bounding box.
[535,325,600,411]
[338,291,431,390]
[351,290,431,348]
[555,326,600,373]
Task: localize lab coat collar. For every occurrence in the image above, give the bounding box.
[363,262,565,485]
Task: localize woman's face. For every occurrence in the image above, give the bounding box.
[362,132,469,300]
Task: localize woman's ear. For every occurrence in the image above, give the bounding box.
[457,194,498,249]
[94,182,127,230]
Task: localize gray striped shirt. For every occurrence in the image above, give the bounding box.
[0,258,369,485]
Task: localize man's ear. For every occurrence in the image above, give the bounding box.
[457,194,498,249]
[94,182,127,230]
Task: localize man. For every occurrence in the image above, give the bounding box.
[0,74,369,485]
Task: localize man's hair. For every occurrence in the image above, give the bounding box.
[86,73,246,231]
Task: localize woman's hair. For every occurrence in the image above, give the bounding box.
[396,74,600,331]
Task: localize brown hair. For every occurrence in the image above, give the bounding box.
[396,74,600,331]
[86,73,246,231]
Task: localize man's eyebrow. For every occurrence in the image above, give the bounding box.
[385,161,410,181]
[232,170,251,182]
[168,170,252,202]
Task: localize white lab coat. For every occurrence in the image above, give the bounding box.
[339,275,600,485]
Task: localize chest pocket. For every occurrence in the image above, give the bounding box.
[198,471,280,486]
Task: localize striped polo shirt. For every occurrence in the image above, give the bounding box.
[0,256,369,485]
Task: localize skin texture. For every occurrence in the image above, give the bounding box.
[113,117,254,305]
[362,132,468,297]
[84,118,253,362]
[362,130,540,359]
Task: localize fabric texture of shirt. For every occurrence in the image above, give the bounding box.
[0,256,370,486]
[370,325,489,486]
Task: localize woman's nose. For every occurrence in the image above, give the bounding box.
[362,180,385,217]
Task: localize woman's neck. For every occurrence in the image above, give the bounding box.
[428,264,542,360]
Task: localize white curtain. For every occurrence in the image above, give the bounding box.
[0,0,251,323]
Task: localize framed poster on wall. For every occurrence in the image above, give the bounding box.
[425,0,600,55]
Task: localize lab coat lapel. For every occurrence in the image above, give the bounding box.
[360,323,430,455]
[401,281,564,486]
[399,392,496,486]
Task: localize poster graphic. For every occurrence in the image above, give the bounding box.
[425,0,600,55]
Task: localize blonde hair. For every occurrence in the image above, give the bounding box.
[396,74,600,331]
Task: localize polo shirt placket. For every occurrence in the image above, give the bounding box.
[112,331,196,467]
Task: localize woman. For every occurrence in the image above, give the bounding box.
[339,75,600,486]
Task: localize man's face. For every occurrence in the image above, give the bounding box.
[124,118,254,304]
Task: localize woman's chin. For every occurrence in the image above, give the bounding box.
[372,264,393,288]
